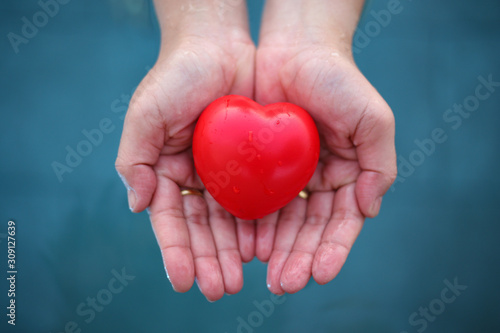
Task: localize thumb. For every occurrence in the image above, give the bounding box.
[115,84,164,212]
[354,97,397,218]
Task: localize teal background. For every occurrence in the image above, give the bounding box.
[1,0,500,332]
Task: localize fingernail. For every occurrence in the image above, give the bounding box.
[128,189,137,212]
[370,197,383,217]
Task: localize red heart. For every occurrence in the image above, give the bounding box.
[193,95,320,220]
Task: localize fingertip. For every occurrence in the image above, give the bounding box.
[117,164,157,213]
[266,252,287,295]
[255,212,279,262]
[202,285,224,302]
[167,267,194,293]
[255,227,273,262]
[355,171,391,218]
[195,278,225,302]
[266,279,285,295]
[369,196,383,218]
[312,243,347,286]
[236,220,256,262]
[279,253,312,294]
[193,258,225,302]
[219,250,244,295]
[267,283,285,296]
[163,248,195,294]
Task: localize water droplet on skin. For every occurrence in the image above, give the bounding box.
[248,131,253,142]
[233,186,240,194]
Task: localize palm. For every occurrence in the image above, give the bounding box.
[254,45,396,294]
[117,38,256,301]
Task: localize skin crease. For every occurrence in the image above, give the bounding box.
[115,0,397,301]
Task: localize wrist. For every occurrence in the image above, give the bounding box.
[259,0,365,55]
[154,0,251,44]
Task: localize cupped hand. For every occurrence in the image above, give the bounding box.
[254,31,397,294]
[115,32,256,301]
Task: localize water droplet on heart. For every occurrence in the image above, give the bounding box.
[278,160,283,166]
[266,188,275,195]
[259,169,264,174]
[257,154,262,161]
[233,186,240,194]
[248,131,253,142]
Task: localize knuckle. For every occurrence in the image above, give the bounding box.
[114,160,129,177]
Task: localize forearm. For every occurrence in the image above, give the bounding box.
[260,0,365,50]
[153,0,250,43]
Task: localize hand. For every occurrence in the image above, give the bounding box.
[254,0,397,294]
[115,0,256,301]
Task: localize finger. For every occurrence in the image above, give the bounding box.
[205,193,243,295]
[280,192,334,294]
[266,251,288,295]
[266,197,307,295]
[236,219,256,263]
[308,153,361,191]
[312,183,364,285]
[155,151,204,189]
[354,97,397,217]
[183,194,225,302]
[149,175,195,293]
[115,80,165,212]
[255,211,279,262]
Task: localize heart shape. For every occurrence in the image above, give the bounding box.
[193,95,320,220]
